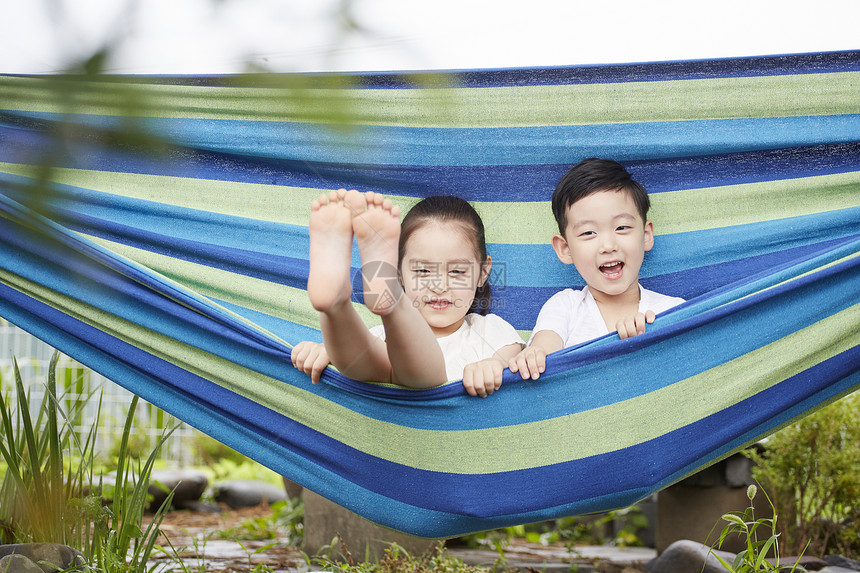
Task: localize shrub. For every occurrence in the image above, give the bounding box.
[746,391,860,556]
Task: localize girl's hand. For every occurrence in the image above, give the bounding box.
[616,310,656,339]
[290,341,330,384]
[509,331,561,380]
[509,346,548,380]
[462,358,505,398]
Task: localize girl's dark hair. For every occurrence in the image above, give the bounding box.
[552,158,650,234]
[398,195,492,315]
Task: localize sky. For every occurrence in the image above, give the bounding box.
[2,0,859,75]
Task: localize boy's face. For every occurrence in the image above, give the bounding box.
[552,189,654,302]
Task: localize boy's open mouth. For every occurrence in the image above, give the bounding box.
[599,261,624,279]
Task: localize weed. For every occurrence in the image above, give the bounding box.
[307,537,495,572]
[157,530,216,573]
[708,484,808,573]
[218,497,304,545]
[237,539,280,573]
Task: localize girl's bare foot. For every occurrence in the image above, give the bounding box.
[346,190,403,315]
[307,190,354,312]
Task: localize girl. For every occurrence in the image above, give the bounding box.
[291,189,523,397]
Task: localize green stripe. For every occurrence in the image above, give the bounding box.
[83,235,381,333]
[477,171,860,244]
[0,163,325,227]
[4,164,856,246]
[651,171,860,236]
[2,72,858,128]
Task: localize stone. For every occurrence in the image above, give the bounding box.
[148,469,208,511]
[0,543,86,573]
[302,489,437,562]
[771,555,829,570]
[0,554,43,573]
[180,500,222,513]
[826,555,860,571]
[648,540,733,573]
[213,479,289,509]
[724,455,755,487]
[655,485,772,553]
[282,476,303,499]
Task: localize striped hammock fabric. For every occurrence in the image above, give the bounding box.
[1,51,858,538]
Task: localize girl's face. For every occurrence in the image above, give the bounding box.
[400,222,490,338]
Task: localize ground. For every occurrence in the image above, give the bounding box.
[145,505,656,572]
[146,504,305,572]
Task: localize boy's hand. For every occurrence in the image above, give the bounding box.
[462,358,505,398]
[290,341,330,384]
[509,346,547,380]
[616,310,656,339]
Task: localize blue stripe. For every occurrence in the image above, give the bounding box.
[491,233,859,330]
[7,112,860,167]
[4,123,860,202]
[148,50,860,88]
[361,50,860,88]
[493,209,860,288]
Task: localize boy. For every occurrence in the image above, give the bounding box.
[509,158,684,380]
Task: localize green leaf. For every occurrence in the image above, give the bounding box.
[754,536,777,570]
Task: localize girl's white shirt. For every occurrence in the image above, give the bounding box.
[370,313,524,382]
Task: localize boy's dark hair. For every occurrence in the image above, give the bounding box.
[551,158,650,234]
[399,195,492,315]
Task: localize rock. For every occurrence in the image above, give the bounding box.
[649,540,733,573]
[213,479,289,509]
[826,555,860,571]
[180,500,222,513]
[819,567,860,573]
[0,554,44,573]
[148,469,208,511]
[282,476,303,499]
[0,543,86,573]
[772,555,829,570]
[724,455,755,487]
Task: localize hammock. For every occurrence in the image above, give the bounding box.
[0,51,858,539]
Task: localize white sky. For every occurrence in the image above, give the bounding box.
[2,0,859,74]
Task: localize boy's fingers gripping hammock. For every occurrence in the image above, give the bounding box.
[1,51,858,538]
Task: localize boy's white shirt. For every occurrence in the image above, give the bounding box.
[529,285,685,348]
[370,313,524,381]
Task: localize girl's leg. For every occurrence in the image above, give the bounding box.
[347,190,447,388]
[307,190,392,381]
